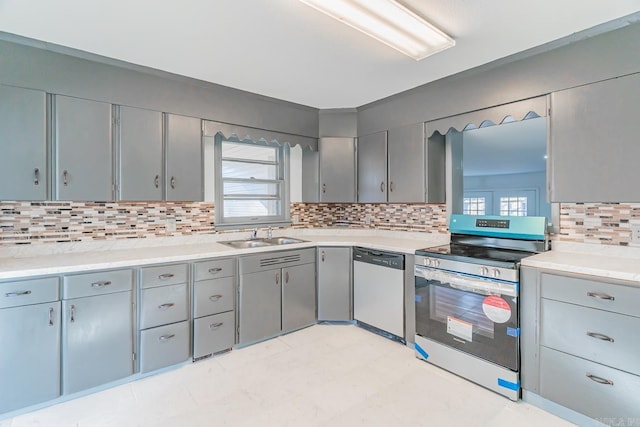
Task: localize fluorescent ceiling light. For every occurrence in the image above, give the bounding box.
[299,0,455,60]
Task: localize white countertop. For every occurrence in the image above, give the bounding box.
[0,229,448,280]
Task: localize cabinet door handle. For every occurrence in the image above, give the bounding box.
[158,303,175,311]
[5,290,32,297]
[34,168,40,186]
[275,272,280,285]
[170,176,176,189]
[321,251,326,262]
[209,294,223,302]
[158,273,175,280]
[158,334,175,342]
[91,281,112,288]
[322,183,326,194]
[70,304,76,323]
[49,307,55,326]
[389,181,394,192]
[154,174,160,188]
[586,373,614,386]
[586,331,615,342]
[380,181,385,193]
[285,271,290,284]
[63,170,69,186]
[209,322,224,330]
[208,267,223,274]
[587,291,615,301]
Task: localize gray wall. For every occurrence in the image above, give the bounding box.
[357,21,640,135]
[0,34,319,138]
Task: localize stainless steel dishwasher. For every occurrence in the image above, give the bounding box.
[353,247,405,341]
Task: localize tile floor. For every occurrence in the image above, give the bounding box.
[2,324,576,427]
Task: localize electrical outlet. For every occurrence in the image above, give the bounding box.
[166,218,177,233]
[631,224,640,243]
[365,215,371,225]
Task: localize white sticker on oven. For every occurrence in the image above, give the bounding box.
[447,316,473,342]
[482,295,511,324]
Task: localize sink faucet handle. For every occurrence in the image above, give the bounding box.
[251,228,258,239]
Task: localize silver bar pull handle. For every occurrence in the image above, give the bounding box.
[91,281,112,288]
[285,271,290,284]
[63,170,69,186]
[587,291,615,301]
[209,294,223,302]
[158,334,175,342]
[209,322,224,330]
[275,272,280,285]
[154,174,160,188]
[380,181,385,193]
[158,273,175,280]
[34,168,40,185]
[70,304,76,323]
[208,267,223,274]
[170,176,176,189]
[158,303,175,311]
[49,307,54,326]
[390,181,394,192]
[5,290,32,297]
[322,183,326,193]
[321,251,326,262]
[587,331,615,342]
[586,373,614,386]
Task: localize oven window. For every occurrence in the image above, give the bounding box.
[430,286,494,339]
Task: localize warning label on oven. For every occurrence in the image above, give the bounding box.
[447,316,473,342]
[482,295,511,324]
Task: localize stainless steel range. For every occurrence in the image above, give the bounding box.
[414,214,548,401]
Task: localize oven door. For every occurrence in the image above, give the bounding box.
[415,266,519,371]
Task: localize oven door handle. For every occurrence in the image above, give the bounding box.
[415,267,517,297]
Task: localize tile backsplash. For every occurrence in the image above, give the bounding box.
[556,203,640,246]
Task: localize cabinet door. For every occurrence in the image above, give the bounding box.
[119,106,163,201]
[55,96,112,201]
[549,73,640,202]
[62,291,133,394]
[239,269,282,345]
[357,131,387,203]
[388,123,425,202]
[317,247,352,321]
[319,137,356,202]
[282,263,316,333]
[0,85,47,200]
[0,302,60,414]
[166,114,203,201]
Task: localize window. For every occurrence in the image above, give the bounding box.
[214,136,289,228]
[463,197,486,215]
[499,196,528,216]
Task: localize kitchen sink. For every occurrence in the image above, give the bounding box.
[219,236,306,249]
[263,237,305,245]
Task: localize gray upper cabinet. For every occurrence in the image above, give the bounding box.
[388,123,425,203]
[0,85,48,201]
[118,106,163,201]
[55,95,113,201]
[319,137,356,202]
[165,114,203,201]
[549,73,640,202]
[357,131,387,203]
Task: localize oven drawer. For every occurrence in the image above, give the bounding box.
[539,346,640,422]
[541,298,640,376]
[540,272,640,317]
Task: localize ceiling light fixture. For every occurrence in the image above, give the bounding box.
[299,0,455,60]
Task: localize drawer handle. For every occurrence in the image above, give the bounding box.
[158,334,175,342]
[208,267,223,274]
[209,294,223,302]
[91,281,112,288]
[209,322,224,330]
[158,273,175,280]
[5,290,32,297]
[586,373,614,386]
[586,331,615,342]
[587,291,615,301]
[158,303,175,311]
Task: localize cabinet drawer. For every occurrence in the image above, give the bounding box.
[194,258,235,281]
[541,299,640,376]
[0,277,59,308]
[62,269,132,299]
[140,283,188,329]
[540,346,640,423]
[139,320,189,374]
[193,311,235,359]
[541,272,640,317]
[140,264,188,289]
[193,277,235,318]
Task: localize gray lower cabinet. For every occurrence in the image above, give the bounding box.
[0,85,47,201]
[54,95,113,201]
[0,277,60,414]
[165,114,203,201]
[357,131,387,203]
[138,263,190,373]
[61,269,134,394]
[239,248,316,345]
[319,137,356,202]
[549,72,640,202]
[317,247,352,321]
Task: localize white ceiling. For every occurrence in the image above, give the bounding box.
[1,1,640,109]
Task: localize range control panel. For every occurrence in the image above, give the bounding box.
[476,219,510,229]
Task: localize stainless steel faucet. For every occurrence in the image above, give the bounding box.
[251,228,258,239]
